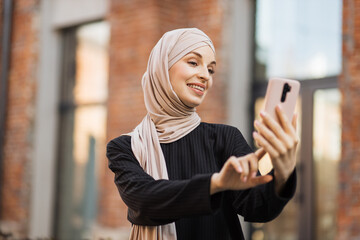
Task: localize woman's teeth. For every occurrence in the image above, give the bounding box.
[187,84,204,92]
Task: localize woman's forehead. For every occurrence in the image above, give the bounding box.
[185,46,216,64]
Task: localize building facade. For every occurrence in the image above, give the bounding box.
[0,0,358,239]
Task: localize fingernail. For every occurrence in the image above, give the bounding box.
[260,111,267,117]
[251,172,257,178]
[242,176,247,182]
[238,166,243,173]
[254,120,260,126]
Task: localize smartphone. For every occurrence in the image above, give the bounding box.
[263,78,300,122]
[258,78,300,175]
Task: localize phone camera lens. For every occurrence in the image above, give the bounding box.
[284,83,291,92]
[281,83,292,102]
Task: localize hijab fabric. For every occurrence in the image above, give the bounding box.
[128,28,215,240]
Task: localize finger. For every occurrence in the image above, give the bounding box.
[292,113,298,130]
[239,158,250,182]
[247,153,258,178]
[253,131,279,159]
[275,105,297,138]
[253,132,286,170]
[260,110,283,135]
[274,106,298,148]
[291,114,300,145]
[255,148,266,160]
[259,111,292,146]
[249,175,273,186]
[274,105,291,130]
[274,105,299,147]
[229,156,243,174]
[258,113,294,150]
[254,120,288,154]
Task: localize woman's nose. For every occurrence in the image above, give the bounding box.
[198,65,210,81]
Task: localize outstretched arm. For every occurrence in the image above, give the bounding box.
[224,119,297,222]
[107,137,220,225]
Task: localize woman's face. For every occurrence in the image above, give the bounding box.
[169,45,216,108]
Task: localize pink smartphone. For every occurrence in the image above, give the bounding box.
[263,78,300,122]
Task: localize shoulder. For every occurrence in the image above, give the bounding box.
[198,122,246,147]
[106,134,139,167]
[106,134,141,173]
[199,122,242,137]
[107,134,132,155]
[200,122,252,156]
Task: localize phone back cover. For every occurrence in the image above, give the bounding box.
[263,78,300,122]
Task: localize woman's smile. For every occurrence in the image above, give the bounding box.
[169,45,216,108]
[187,83,206,96]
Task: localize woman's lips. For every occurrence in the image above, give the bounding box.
[187,83,205,96]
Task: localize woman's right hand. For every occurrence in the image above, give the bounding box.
[210,148,273,195]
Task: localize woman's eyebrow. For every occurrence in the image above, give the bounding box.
[188,51,216,65]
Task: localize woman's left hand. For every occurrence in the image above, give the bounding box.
[252,105,299,195]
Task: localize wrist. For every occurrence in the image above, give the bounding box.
[274,172,288,196]
[210,173,222,195]
[274,170,289,183]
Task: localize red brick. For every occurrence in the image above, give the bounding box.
[338,0,360,239]
[0,0,40,237]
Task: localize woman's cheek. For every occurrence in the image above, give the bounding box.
[208,78,213,89]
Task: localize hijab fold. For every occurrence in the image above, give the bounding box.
[128,28,215,240]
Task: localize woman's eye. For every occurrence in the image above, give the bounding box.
[208,69,215,75]
[188,61,198,66]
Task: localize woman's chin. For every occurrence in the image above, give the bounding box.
[183,99,203,108]
[179,91,207,108]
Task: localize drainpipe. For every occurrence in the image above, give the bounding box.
[0,0,14,215]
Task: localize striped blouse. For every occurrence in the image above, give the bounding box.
[107,122,296,240]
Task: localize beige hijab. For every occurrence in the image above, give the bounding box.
[128,28,215,240]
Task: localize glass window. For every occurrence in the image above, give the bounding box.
[255,0,342,81]
[313,89,341,239]
[253,0,342,239]
[55,21,110,239]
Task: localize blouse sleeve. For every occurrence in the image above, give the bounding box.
[228,128,297,222]
[107,136,219,226]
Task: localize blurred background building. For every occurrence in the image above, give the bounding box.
[0,0,358,239]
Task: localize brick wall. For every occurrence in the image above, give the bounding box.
[100,0,159,228]
[0,0,39,237]
[0,0,3,70]
[184,0,226,123]
[100,0,226,228]
[338,0,360,239]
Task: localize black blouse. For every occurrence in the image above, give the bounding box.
[107,122,296,240]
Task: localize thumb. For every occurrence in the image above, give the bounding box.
[255,148,266,160]
[292,113,298,130]
[250,175,273,186]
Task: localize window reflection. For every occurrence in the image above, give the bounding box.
[255,0,342,80]
[313,89,341,239]
[56,21,109,239]
[75,23,109,104]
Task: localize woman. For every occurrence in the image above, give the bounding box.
[107,28,298,240]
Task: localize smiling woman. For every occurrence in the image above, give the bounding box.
[169,46,216,108]
[106,28,298,240]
